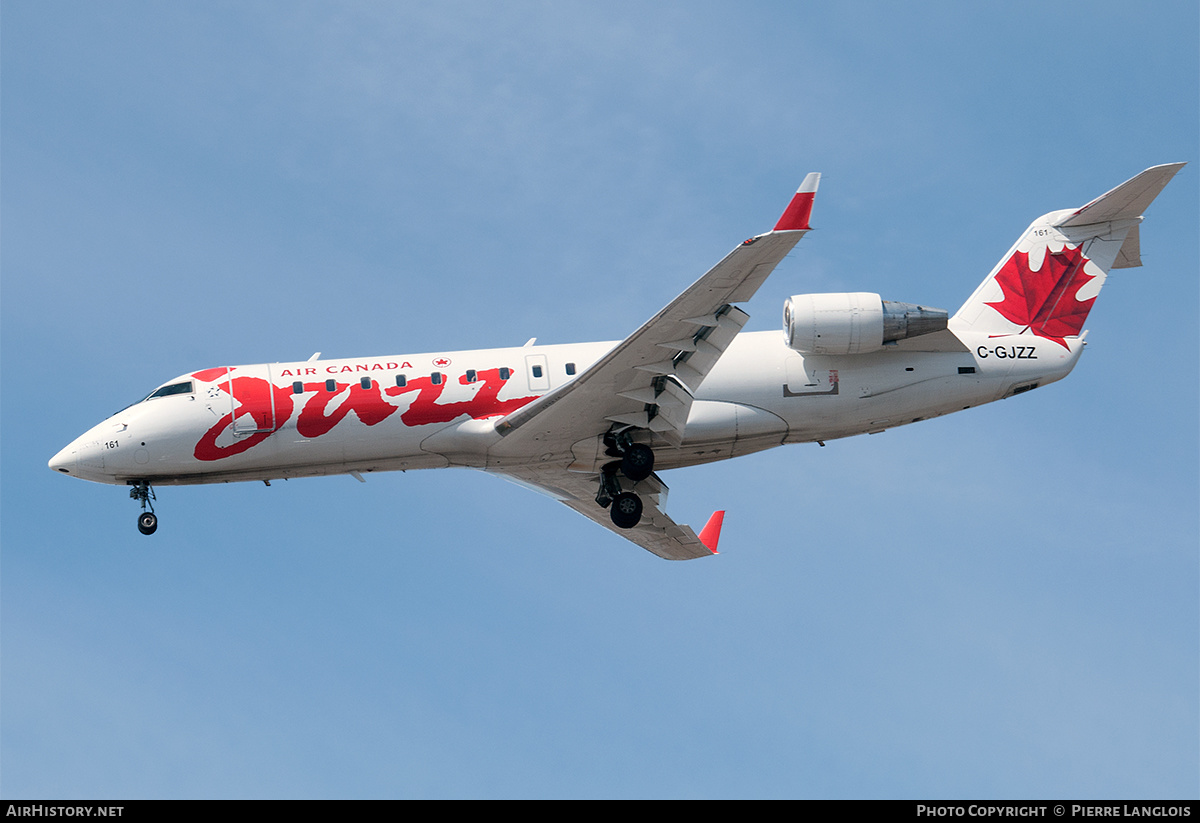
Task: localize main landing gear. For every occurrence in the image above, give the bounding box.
[596,432,655,530]
[621,443,654,482]
[610,492,643,530]
[129,480,157,535]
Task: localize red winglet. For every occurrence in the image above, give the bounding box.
[772,172,821,231]
[697,510,725,554]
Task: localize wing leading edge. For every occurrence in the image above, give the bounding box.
[489,174,820,559]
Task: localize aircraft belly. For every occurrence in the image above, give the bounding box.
[654,400,788,470]
[141,410,440,483]
[778,374,1002,443]
[145,451,451,485]
[680,399,787,443]
[655,433,784,471]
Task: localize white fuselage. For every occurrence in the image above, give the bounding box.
[48,329,1082,487]
[46,163,1180,551]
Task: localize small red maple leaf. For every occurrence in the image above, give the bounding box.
[985,244,1096,348]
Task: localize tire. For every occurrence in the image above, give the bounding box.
[609,492,643,529]
[621,444,654,482]
[137,511,158,535]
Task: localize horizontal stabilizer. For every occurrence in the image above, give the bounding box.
[1056,163,1185,227]
[953,163,1183,340]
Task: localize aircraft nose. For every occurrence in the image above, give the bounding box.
[49,433,106,478]
[49,443,76,475]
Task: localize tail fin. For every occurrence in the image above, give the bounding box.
[951,163,1184,348]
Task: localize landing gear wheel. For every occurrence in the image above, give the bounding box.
[621,443,654,482]
[610,492,643,529]
[137,511,158,535]
[130,480,157,535]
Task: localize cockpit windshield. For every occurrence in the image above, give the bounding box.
[144,381,194,401]
[116,380,195,414]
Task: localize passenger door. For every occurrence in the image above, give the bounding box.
[226,364,279,435]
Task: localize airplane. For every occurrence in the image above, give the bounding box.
[49,163,1184,560]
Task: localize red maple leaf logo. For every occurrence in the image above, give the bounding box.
[985,244,1096,349]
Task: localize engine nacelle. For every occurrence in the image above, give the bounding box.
[783,292,948,355]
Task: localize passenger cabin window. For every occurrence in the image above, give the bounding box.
[325,379,337,392]
[499,368,511,380]
[465,369,477,383]
[293,381,304,394]
[396,375,407,387]
[566,362,576,375]
[431,372,443,385]
[360,377,372,389]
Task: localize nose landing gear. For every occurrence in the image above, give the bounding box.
[129,481,157,535]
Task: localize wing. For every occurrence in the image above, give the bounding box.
[486,174,820,559]
[492,173,820,459]
[495,465,725,561]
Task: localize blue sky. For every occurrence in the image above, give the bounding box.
[3,0,1196,799]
